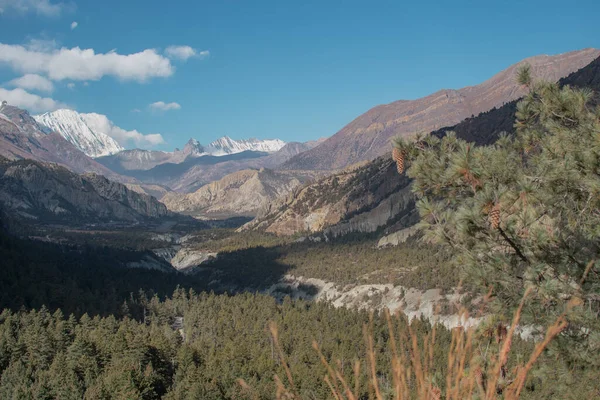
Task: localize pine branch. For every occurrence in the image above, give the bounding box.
[497,227,529,264]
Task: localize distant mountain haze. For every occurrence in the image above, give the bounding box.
[97,139,322,193]
[97,136,286,172]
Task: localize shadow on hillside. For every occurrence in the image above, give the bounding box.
[194,245,319,301]
[0,228,316,319]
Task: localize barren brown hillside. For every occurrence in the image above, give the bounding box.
[283,48,600,170]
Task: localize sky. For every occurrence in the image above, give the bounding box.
[0,0,599,151]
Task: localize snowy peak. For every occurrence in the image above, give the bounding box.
[182,138,206,157]
[205,136,285,156]
[34,109,124,158]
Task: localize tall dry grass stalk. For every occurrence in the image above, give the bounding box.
[257,288,570,400]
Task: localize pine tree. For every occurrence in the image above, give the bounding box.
[394,65,600,366]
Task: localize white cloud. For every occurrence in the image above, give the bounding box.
[0,87,66,113]
[25,38,58,52]
[0,0,65,17]
[7,74,54,93]
[70,21,78,30]
[82,113,165,147]
[165,45,204,61]
[67,82,75,89]
[149,101,181,111]
[0,42,174,82]
[131,108,141,113]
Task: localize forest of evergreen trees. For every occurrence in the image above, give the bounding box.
[2,289,598,399]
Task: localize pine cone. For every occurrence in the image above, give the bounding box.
[393,147,407,175]
[396,156,405,174]
[489,203,501,229]
[416,141,426,151]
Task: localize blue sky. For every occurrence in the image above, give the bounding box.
[0,0,599,151]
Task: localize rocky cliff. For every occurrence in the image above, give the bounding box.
[0,156,170,225]
[242,156,413,235]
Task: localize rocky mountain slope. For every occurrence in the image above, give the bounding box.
[242,156,413,236]
[431,53,600,145]
[245,53,600,237]
[161,168,317,217]
[34,109,124,157]
[0,103,129,182]
[0,156,170,225]
[282,48,600,171]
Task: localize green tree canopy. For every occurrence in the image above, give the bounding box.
[394,66,600,365]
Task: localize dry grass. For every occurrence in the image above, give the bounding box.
[252,288,569,400]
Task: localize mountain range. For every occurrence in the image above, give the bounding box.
[96,136,286,172]
[34,108,287,161]
[97,139,323,193]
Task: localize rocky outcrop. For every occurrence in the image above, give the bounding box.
[0,157,170,224]
[266,275,482,330]
[127,254,175,273]
[170,248,217,272]
[162,168,317,218]
[377,226,419,248]
[283,48,600,171]
[243,156,413,236]
[83,173,170,219]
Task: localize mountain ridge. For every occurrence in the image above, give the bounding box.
[0,156,171,225]
[282,48,600,171]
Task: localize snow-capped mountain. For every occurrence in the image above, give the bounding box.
[182,138,207,157]
[205,136,285,156]
[34,109,124,158]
